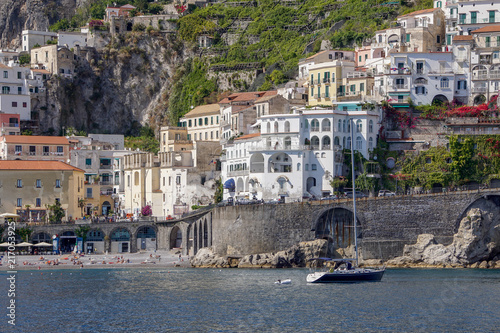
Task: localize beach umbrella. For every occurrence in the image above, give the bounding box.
[15,242,33,247]
[0,242,10,247]
[0,213,20,218]
[33,242,52,247]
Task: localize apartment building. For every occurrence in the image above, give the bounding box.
[0,135,70,161]
[31,45,75,76]
[179,103,220,142]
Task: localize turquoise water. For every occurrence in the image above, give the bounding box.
[1,268,499,332]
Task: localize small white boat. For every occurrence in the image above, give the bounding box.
[275,279,291,284]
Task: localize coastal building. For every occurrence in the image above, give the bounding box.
[178,103,220,142]
[0,113,20,135]
[0,160,84,222]
[470,25,500,104]
[0,64,32,120]
[30,45,75,77]
[105,4,136,21]
[221,104,379,201]
[57,31,88,48]
[21,30,58,52]
[0,135,70,162]
[456,0,500,35]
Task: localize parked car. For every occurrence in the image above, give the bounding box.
[321,195,338,201]
[345,191,368,199]
[378,190,396,197]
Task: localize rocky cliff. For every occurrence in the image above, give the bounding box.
[39,32,190,134]
[0,0,88,49]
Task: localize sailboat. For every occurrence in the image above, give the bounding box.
[306,119,385,283]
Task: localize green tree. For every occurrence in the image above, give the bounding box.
[148,3,163,15]
[48,200,65,223]
[74,225,91,247]
[17,227,33,242]
[49,19,70,32]
[449,136,477,184]
[214,178,223,203]
[19,54,31,65]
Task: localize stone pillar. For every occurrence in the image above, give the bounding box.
[207,213,213,247]
[130,228,137,253]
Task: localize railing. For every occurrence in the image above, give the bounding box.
[428,69,454,74]
[99,181,113,186]
[471,86,487,93]
[459,18,500,24]
[322,78,330,83]
[1,122,19,127]
[99,164,112,169]
[391,84,409,91]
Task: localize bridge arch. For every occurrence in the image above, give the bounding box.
[136,225,157,251]
[110,227,131,253]
[86,229,105,253]
[170,225,183,249]
[313,207,361,248]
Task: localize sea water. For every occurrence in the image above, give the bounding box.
[0,268,499,332]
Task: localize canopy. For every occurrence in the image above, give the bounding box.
[0,242,11,247]
[33,242,52,247]
[223,178,235,191]
[15,242,33,247]
[0,213,20,218]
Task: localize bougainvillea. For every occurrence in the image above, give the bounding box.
[141,205,152,216]
[418,95,499,120]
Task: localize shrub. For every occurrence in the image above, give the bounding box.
[132,23,146,32]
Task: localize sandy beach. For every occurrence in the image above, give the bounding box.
[0,250,191,271]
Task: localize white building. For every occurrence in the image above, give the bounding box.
[0,64,31,120]
[221,104,379,201]
[58,31,88,49]
[456,0,500,35]
[21,30,58,52]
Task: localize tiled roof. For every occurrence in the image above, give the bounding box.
[398,8,439,18]
[219,91,277,104]
[181,104,220,118]
[1,135,70,145]
[235,133,260,140]
[453,35,473,41]
[0,160,84,172]
[471,25,500,33]
[255,94,279,103]
[0,63,11,69]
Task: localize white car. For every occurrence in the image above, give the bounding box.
[378,190,396,197]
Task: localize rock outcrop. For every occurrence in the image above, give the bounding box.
[190,239,331,268]
[388,199,500,267]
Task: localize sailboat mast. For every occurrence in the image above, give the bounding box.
[350,118,359,266]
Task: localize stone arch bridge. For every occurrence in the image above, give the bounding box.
[16,189,499,258]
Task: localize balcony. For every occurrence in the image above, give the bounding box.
[322,78,331,84]
[100,180,113,186]
[388,84,409,92]
[320,93,330,99]
[472,70,488,80]
[99,164,112,169]
[471,86,487,93]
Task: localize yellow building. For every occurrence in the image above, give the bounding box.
[0,160,84,222]
[179,103,220,142]
[306,50,356,106]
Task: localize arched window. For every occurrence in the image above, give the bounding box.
[322,136,331,149]
[134,171,139,186]
[268,153,292,173]
[284,121,290,132]
[334,136,340,146]
[347,120,351,133]
[356,136,362,150]
[297,163,301,171]
[311,119,319,132]
[347,137,351,149]
[343,120,346,132]
[304,119,309,129]
[198,118,203,126]
[250,153,264,173]
[356,120,362,133]
[311,136,320,150]
[368,137,373,150]
[369,120,373,133]
[338,119,342,132]
[274,121,279,133]
[266,122,271,133]
[343,137,346,148]
[205,117,208,125]
[321,119,331,131]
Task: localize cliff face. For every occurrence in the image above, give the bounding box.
[40,33,189,135]
[0,0,88,49]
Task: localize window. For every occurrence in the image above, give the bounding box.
[15,145,22,155]
[176,175,181,185]
[1,86,9,94]
[12,102,17,107]
[437,1,441,7]
[205,117,208,125]
[199,118,202,126]
[459,14,466,25]
[55,179,61,188]
[86,188,93,198]
[18,87,22,94]
[356,136,362,150]
[17,71,21,79]
[17,198,22,207]
[458,80,467,90]
[85,158,92,166]
[56,146,63,154]
[17,179,22,188]
[485,37,491,48]
[440,78,449,89]
[311,87,314,97]
[489,11,495,23]
[310,74,314,84]
[471,12,477,24]
[325,85,329,98]
[29,146,36,155]
[360,83,364,92]
[23,102,27,107]
[36,179,42,188]
[36,198,41,207]
[406,34,410,43]
[369,120,373,133]
[416,62,424,74]
[3,71,7,78]
[415,86,426,95]
[369,137,373,150]
[305,164,309,171]
[312,164,317,171]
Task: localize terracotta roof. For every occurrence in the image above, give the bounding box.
[453,35,473,41]
[306,50,329,60]
[398,8,439,18]
[235,133,260,140]
[219,91,277,104]
[0,160,84,172]
[255,94,279,103]
[31,69,51,74]
[471,25,500,33]
[0,63,11,69]
[1,135,70,145]
[181,104,220,118]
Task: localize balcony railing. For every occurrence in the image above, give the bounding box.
[322,78,331,83]
[471,86,487,93]
[1,122,19,128]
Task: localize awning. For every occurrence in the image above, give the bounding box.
[33,242,53,247]
[16,242,33,247]
[223,178,235,191]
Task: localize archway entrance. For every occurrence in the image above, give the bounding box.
[314,208,356,248]
[86,229,105,253]
[60,231,76,253]
[102,201,112,215]
[170,226,182,249]
[111,228,130,253]
[136,226,156,251]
